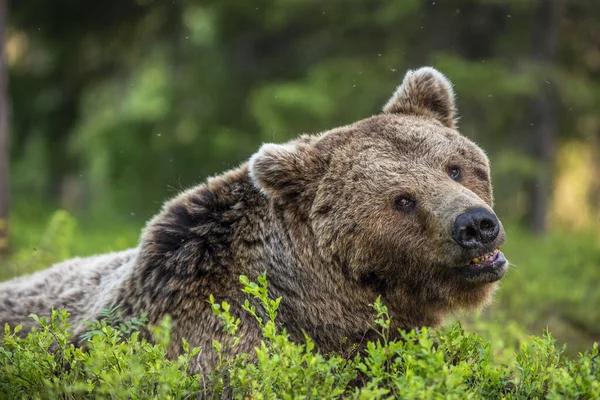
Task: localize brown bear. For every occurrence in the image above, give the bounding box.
[0,67,508,375]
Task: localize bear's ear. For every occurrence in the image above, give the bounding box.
[248,141,321,200]
[383,67,457,128]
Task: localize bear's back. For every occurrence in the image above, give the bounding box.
[0,249,138,333]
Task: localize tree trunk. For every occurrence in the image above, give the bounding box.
[0,0,9,259]
[527,0,562,234]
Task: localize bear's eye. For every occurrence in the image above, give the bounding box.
[395,196,415,211]
[448,165,462,181]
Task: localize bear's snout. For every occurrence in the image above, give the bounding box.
[451,207,500,249]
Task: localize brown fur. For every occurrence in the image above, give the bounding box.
[0,67,507,375]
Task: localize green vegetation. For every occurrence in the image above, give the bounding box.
[2,209,139,281]
[2,271,599,399]
[1,310,203,399]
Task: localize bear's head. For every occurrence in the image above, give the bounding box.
[248,67,507,313]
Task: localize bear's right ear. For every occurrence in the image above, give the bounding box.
[248,141,321,200]
[383,67,457,128]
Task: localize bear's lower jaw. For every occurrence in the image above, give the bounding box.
[455,251,508,284]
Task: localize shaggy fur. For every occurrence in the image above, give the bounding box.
[0,67,507,375]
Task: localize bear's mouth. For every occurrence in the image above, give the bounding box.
[456,248,507,283]
[470,248,501,265]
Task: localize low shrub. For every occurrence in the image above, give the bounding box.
[1,274,598,399]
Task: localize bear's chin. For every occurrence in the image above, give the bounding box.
[448,280,501,311]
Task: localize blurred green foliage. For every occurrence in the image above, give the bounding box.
[7,0,600,224]
[3,207,139,280]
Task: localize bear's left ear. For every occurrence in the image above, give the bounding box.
[248,141,322,200]
[383,67,457,128]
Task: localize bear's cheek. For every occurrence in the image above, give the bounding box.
[390,209,458,266]
[366,216,447,270]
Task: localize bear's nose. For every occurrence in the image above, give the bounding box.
[452,207,500,249]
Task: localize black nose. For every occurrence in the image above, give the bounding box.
[452,207,500,249]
